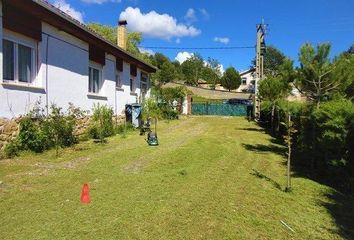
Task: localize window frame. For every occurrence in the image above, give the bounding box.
[241,77,247,85]
[115,70,123,90]
[130,78,135,93]
[2,33,37,85]
[88,61,103,94]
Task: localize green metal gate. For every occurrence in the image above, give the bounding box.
[192,103,249,116]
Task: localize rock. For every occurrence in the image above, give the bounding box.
[0,118,7,126]
[0,134,8,141]
[3,121,18,134]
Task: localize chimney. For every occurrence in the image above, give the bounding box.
[117,20,127,50]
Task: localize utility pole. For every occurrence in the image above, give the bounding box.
[254,20,267,120]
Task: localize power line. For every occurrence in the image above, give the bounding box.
[138,46,255,50]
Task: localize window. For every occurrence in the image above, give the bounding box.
[3,39,34,83]
[88,66,102,93]
[141,72,148,83]
[115,71,122,88]
[241,77,247,85]
[130,78,135,92]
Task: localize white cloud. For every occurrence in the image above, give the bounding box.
[213,37,230,44]
[120,7,201,40]
[199,8,209,19]
[204,61,225,75]
[219,64,225,74]
[53,0,84,22]
[175,52,194,64]
[138,47,155,56]
[81,0,121,4]
[184,8,197,23]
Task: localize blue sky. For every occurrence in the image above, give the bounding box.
[51,0,354,71]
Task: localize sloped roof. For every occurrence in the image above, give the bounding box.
[4,0,156,73]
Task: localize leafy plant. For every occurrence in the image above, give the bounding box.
[18,116,47,153]
[220,67,241,91]
[42,104,77,156]
[90,104,114,143]
[3,138,22,158]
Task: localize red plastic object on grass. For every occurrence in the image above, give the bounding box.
[80,183,90,204]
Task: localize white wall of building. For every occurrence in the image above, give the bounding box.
[0,18,150,118]
[237,70,256,92]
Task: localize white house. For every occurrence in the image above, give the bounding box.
[237,68,256,92]
[0,0,156,119]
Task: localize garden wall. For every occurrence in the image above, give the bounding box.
[0,115,126,150]
[0,118,19,150]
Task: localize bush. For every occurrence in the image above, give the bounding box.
[7,103,82,156]
[3,138,22,158]
[161,107,179,120]
[90,104,115,143]
[18,116,48,153]
[42,105,78,155]
[308,100,354,169]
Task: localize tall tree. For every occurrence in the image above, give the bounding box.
[201,67,219,87]
[297,43,352,108]
[204,57,222,88]
[252,46,286,77]
[153,53,170,69]
[181,54,204,86]
[348,44,354,55]
[87,22,152,64]
[220,67,241,91]
[88,23,116,44]
[258,77,288,132]
[126,32,142,56]
[258,59,294,132]
[158,61,177,84]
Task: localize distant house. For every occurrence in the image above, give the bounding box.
[237,68,256,92]
[215,68,256,92]
[0,0,156,119]
[197,79,209,88]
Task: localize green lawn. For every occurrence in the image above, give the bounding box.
[0,116,353,239]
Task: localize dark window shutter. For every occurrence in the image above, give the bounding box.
[130,64,137,77]
[89,44,105,65]
[3,5,42,41]
[116,58,123,72]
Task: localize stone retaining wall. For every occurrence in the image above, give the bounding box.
[0,115,126,150]
[0,119,19,150]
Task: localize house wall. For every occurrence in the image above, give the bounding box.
[0,12,149,119]
[237,70,256,92]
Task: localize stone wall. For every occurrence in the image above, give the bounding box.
[0,118,19,150]
[0,115,126,150]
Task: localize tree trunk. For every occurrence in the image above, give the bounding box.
[276,106,280,134]
[286,112,292,192]
[271,104,275,133]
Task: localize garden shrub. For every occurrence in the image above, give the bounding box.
[42,105,78,155]
[89,104,115,143]
[260,98,354,192]
[4,103,82,157]
[18,116,48,153]
[3,138,22,158]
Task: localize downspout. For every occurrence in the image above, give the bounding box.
[115,82,118,127]
[45,35,49,116]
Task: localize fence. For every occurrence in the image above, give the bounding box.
[192,103,251,116]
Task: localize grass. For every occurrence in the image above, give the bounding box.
[0,116,353,239]
[192,95,224,104]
